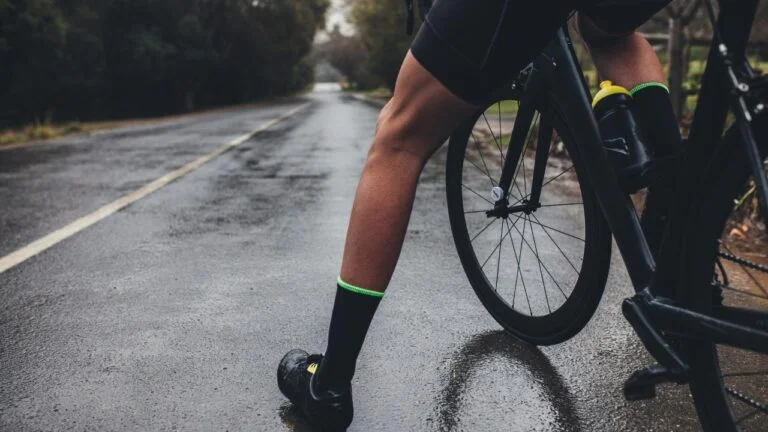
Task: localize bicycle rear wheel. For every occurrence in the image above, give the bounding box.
[445,89,612,345]
[681,124,768,432]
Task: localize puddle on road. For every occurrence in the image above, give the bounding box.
[313,83,342,93]
[278,403,317,432]
[426,331,580,432]
[275,332,581,432]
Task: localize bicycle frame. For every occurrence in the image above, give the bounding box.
[495,0,768,376]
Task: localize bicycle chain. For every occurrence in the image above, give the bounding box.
[726,386,768,415]
[719,251,768,419]
[717,251,768,274]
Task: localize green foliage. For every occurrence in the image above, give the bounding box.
[26,123,59,140]
[317,26,376,89]
[0,0,329,127]
[349,0,420,90]
[0,122,61,147]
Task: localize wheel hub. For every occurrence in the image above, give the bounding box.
[485,196,540,218]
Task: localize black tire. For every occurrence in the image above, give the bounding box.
[680,124,768,432]
[446,90,612,345]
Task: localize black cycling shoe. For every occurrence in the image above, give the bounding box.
[277,349,353,431]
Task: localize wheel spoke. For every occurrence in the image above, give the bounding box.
[541,164,575,189]
[471,217,498,243]
[457,103,587,320]
[530,213,581,274]
[470,132,498,187]
[514,164,576,204]
[462,183,493,205]
[465,154,497,188]
[511,113,537,199]
[527,216,585,242]
[482,113,505,165]
[503,218,524,302]
[480,214,526,270]
[498,102,503,164]
[711,218,768,428]
[480,220,515,269]
[495,221,503,289]
[520,113,537,197]
[517,218,533,316]
[736,408,761,425]
[505,217,568,300]
[528,214,552,313]
[510,218,524,309]
[721,244,768,298]
[510,167,526,203]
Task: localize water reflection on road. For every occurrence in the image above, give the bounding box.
[313,82,342,92]
[428,331,581,432]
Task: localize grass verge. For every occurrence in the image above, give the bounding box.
[360,87,393,99]
[0,122,105,148]
[0,99,291,149]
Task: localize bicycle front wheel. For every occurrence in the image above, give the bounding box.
[445,90,612,345]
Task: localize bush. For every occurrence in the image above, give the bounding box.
[349,0,421,91]
[0,0,330,127]
[61,122,86,134]
[26,124,59,140]
[0,131,21,147]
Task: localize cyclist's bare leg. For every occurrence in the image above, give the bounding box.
[576,13,665,88]
[290,52,477,402]
[338,51,476,293]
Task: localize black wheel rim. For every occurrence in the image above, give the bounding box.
[711,191,768,431]
[458,99,588,317]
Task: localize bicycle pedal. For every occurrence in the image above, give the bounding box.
[623,364,676,401]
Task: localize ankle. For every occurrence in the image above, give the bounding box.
[314,359,351,394]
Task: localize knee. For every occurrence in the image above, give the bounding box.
[369,100,433,166]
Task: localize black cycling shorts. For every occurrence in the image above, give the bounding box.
[411,0,671,104]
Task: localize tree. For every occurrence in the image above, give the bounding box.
[0,0,330,126]
[350,0,419,90]
[316,24,373,88]
[0,0,69,123]
[662,0,703,118]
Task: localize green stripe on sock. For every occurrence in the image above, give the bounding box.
[337,277,385,298]
[630,82,669,96]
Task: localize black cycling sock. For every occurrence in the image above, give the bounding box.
[630,83,682,158]
[630,83,683,257]
[314,278,382,394]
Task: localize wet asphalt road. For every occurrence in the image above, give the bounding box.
[1,88,704,431]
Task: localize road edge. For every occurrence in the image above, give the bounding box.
[0,101,312,275]
[349,93,388,108]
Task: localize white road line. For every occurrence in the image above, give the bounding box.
[0,102,311,274]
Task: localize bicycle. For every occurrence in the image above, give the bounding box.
[444,1,768,430]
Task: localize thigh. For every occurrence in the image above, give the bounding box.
[411,0,584,105]
[582,0,672,35]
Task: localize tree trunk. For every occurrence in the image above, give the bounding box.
[682,28,692,82]
[667,16,686,118]
[184,90,195,113]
